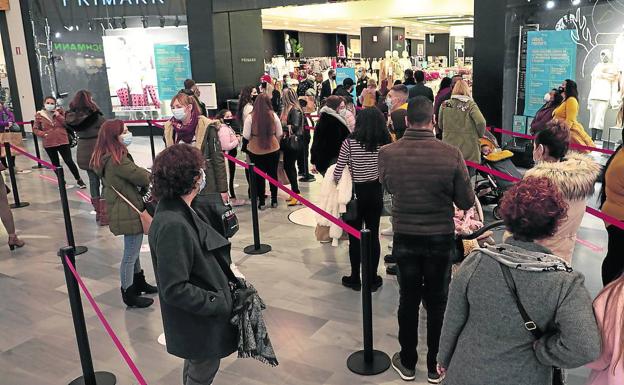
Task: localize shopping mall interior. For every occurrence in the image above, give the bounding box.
[0,0,623,384]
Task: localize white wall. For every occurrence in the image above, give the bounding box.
[5,1,36,125]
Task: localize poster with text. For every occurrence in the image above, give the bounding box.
[524,30,577,117]
[335,67,357,104]
[154,44,192,101]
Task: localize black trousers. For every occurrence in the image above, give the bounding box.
[227,147,238,199]
[346,181,383,280]
[602,225,624,286]
[282,147,300,194]
[45,144,82,181]
[249,151,280,205]
[394,232,454,373]
[297,131,311,175]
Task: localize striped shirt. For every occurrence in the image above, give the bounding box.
[334,138,380,183]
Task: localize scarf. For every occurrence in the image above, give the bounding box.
[171,111,199,144]
[478,241,572,272]
[320,106,348,128]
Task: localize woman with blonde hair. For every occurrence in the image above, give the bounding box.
[439,80,486,170]
[359,78,379,108]
[164,91,228,203]
[280,88,304,206]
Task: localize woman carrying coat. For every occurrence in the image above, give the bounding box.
[439,80,486,171]
[33,96,86,188]
[280,88,304,206]
[65,90,107,224]
[554,79,595,150]
[525,119,600,264]
[149,144,237,385]
[310,95,350,176]
[91,120,157,308]
[436,177,600,385]
[164,91,229,204]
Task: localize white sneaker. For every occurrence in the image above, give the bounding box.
[381,227,394,236]
[388,241,393,250]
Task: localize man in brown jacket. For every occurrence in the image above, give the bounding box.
[379,96,474,383]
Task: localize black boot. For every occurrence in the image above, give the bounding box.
[121,284,154,308]
[133,270,158,294]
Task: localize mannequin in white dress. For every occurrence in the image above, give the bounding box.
[588,49,621,140]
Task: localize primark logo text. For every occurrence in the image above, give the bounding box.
[62,0,165,6]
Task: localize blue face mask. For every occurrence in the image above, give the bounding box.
[120,132,133,147]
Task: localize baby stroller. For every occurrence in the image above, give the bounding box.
[451,197,502,264]
[475,132,523,219]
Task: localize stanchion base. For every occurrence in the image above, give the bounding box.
[68,371,116,385]
[243,244,272,255]
[10,202,30,209]
[74,246,88,256]
[347,350,391,376]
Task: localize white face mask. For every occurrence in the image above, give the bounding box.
[339,109,348,117]
[198,169,206,192]
[543,93,551,103]
[385,98,393,109]
[172,107,187,121]
[120,132,133,147]
[45,103,56,112]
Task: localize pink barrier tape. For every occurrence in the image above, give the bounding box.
[124,119,168,124]
[64,255,148,385]
[489,127,617,156]
[8,143,57,170]
[223,152,361,240]
[14,121,33,126]
[152,122,165,130]
[586,207,624,231]
[465,160,519,183]
[575,238,604,253]
[39,174,58,184]
[76,190,92,203]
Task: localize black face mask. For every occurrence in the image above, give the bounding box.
[558,86,565,93]
[331,75,337,80]
[223,118,234,126]
[261,82,268,89]
[251,95,257,102]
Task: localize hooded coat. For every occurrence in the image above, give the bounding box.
[523,152,601,263]
[439,95,487,163]
[65,108,106,170]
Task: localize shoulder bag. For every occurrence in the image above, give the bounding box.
[341,140,359,222]
[110,185,152,235]
[499,264,565,385]
[280,109,303,153]
[192,193,239,239]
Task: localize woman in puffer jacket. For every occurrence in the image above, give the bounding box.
[525,119,600,264]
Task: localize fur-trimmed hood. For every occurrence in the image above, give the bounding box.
[524,152,600,201]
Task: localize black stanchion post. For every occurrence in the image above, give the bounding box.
[19,121,27,139]
[3,142,30,209]
[56,167,88,256]
[243,163,271,255]
[31,120,44,169]
[347,229,390,375]
[59,246,117,385]
[147,120,156,162]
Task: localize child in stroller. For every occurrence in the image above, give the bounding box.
[476,132,523,219]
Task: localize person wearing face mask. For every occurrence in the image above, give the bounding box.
[386,84,410,140]
[310,95,350,176]
[164,91,229,205]
[149,144,239,385]
[33,96,86,188]
[320,69,337,102]
[65,90,107,224]
[553,79,595,150]
[91,119,157,308]
[530,89,563,135]
[522,119,600,264]
[183,79,207,117]
[215,109,245,207]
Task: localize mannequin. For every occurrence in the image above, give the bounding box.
[588,49,621,140]
[390,51,403,84]
[400,50,412,72]
[337,42,346,58]
[379,51,392,84]
[285,34,292,57]
[615,28,624,91]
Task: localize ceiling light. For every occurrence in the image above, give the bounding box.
[64,25,74,31]
[55,32,61,38]
[546,0,556,9]
[571,0,580,4]
[160,16,166,28]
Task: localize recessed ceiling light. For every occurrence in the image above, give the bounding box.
[546,0,556,9]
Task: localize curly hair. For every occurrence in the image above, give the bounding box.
[352,107,391,152]
[535,119,571,160]
[151,144,204,200]
[499,177,568,242]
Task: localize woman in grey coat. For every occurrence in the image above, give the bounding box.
[437,176,600,385]
[149,144,236,385]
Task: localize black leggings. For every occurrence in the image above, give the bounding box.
[282,147,300,194]
[45,144,81,181]
[227,147,238,199]
[249,151,280,205]
[602,225,624,286]
[346,181,383,280]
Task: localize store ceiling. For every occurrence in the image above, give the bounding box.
[262,0,474,39]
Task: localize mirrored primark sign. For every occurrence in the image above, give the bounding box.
[46,0,185,18]
[61,0,165,5]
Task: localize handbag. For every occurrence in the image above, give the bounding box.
[66,128,78,148]
[192,192,239,239]
[341,140,358,222]
[110,186,152,235]
[499,264,565,385]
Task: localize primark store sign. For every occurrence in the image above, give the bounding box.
[61,0,166,6]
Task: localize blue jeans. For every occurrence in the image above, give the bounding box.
[121,233,143,290]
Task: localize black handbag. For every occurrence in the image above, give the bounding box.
[66,128,78,148]
[192,192,240,239]
[499,264,565,385]
[341,140,359,222]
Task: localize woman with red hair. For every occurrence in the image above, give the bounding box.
[91,120,157,308]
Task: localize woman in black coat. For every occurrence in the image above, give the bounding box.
[149,144,236,385]
[310,95,350,176]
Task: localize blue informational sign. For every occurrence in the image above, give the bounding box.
[524,30,577,117]
[335,67,357,104]
[513,115,527,135]
[153,44,192,100]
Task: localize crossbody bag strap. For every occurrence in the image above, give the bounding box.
[347,140,358,199]
[498,263,543,340]
[110,185,142,215]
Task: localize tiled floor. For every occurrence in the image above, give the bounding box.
[0,136,607,385]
